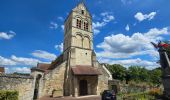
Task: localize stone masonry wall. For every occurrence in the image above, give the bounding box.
[42,61,66,96]
[97,64,112,95]
[0,75,34,100]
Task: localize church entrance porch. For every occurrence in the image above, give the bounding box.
[71,66,102,97]
[76,75,98,96]
[71,65,101,97]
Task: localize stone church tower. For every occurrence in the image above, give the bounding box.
[30,2,113,99]
[63,2,93,65]
[62,2,112,96]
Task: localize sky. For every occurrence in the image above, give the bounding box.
[0,0,170,73]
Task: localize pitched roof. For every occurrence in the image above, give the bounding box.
[72,65,102,75]
[37,63,51,71]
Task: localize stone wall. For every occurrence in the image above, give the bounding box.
[120,84,150,94]
[97,64,112,95]
[42,61,66,97]
[0,74,34,100]
[75,48,92,66]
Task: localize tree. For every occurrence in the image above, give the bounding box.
[107,64,162,85]
[149,68,162,85]
[128,66,149,82]
[107,64,127,81]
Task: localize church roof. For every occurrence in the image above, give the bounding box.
[37,63,51,71]
[31,63,51,73]
[72,65,102,75]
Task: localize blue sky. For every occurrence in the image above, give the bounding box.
[0,0,170,73]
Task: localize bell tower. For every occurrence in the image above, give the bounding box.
[63,2,93,66]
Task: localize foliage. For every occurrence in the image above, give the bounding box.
[128,66,149,82]
[106,64,162,85]
[0,90,18,100]
[149,68,161,85]
[107,64,126,81]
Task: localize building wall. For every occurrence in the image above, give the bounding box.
[97,65,111,95]
[75,48,92,66]
[0,75,34,100]
[42,61,66,97]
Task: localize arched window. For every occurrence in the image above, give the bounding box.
[84,21,88,31]
[76,19,82,29]
[83,36,90,49]
[76,34,83,47]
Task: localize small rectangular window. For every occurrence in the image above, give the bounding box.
[82,10,84,15]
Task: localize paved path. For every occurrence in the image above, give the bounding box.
[39,95,101,100]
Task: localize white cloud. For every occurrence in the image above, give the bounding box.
[99,58,159,69]
[31,50,56,61]
[93,22,105,29]
[0,31,16,40]
[11,55,41,66]
[93,29,100,35]
[92,12,115,35]
[15,67,30,73]
[55,43,63,52]
[50,22,58,29]
[5,67,31,73]
[61,25,64,31]
[125,24,130,31]
[101,12,115,23]
[96,27,169,59]
[0,56,16,65]
[57,16,64,21]
[134,12,157,22]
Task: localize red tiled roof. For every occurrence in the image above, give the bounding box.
[72,65,102,75]
[0,67,5,73]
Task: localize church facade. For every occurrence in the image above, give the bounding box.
[31,2,112,98]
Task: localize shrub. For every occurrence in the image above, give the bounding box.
[0,90,18,100]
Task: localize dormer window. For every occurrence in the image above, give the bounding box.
[76,19,82,29]
[81,10,84,15]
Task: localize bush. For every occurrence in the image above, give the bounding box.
[0,90,18,100]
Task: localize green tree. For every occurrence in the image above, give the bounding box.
[128,66,149,82]
[107,64,126,81]
[149,68,162,85]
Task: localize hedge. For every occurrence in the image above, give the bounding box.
[0,90,18,100]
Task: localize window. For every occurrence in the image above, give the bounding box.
[84,22,88,31]
[76,19,81,29]
[81,10,84,15]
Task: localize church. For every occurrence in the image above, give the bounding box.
[0,2,114,100]
[31,2,113,98]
